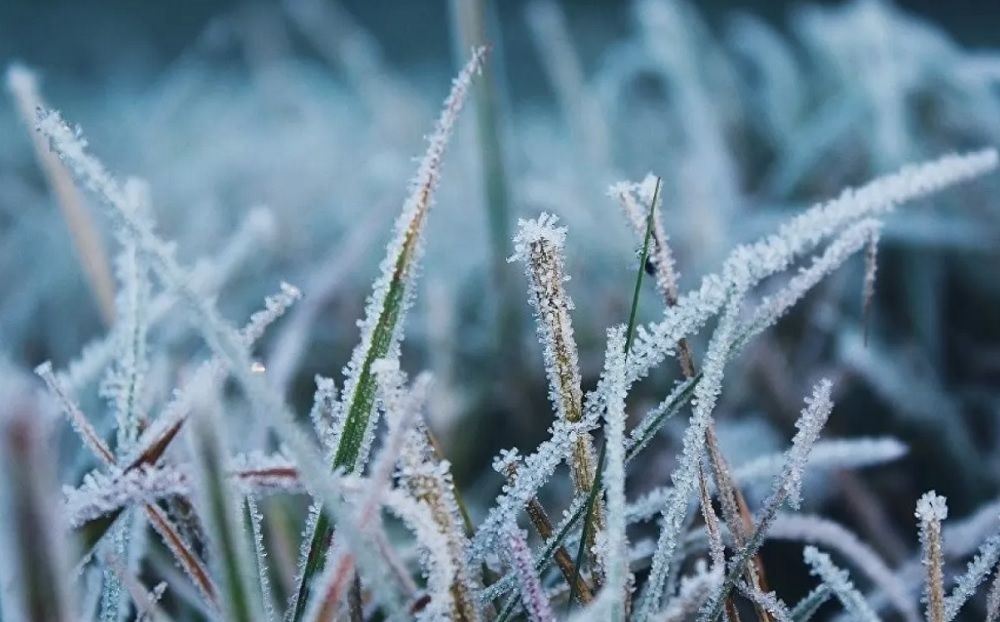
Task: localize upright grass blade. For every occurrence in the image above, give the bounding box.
[288,47,486,621]
[187,381,262,622]
[448,0,519,368]
[566,177,661,614]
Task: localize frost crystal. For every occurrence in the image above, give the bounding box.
[916,491,947,622]
[781,378,834,509]
[802,546,880,622]
[510,213,594,495]
[505,521,555,622]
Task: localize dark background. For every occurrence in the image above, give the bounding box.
[2,1,998,97]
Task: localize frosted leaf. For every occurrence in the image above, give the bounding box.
[732,437,906,486]
[246,496,276,622]
[101,213,151,454]
[736,582,793,622]
[308,375,341,452]
[66,453,301,528]
[802,546,880,622]
[943,532,1000,622]
[697,379,837,622]
[620,149,996,399]
[65,466,187,527]
[57,206,275,395]
[770,514,917,622]
[861,229,880,342]
[598,325,630,616]
[659,561,721,622]
[916,491,947,622]
[382,489,457,622]
[504,521,555,622]
[781,378,835,510]
[241,281,302,346]
[336,45,487,475]
[635,297,742,620]
[987,562,1000,622]
[610,174,682,306]
[626,438,906,524]
[35,360,115,465]
[509,213,594,495]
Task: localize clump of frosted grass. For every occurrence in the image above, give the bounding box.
[4,17,1000,622]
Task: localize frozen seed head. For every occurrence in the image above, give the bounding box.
[916,491,949,523]
[508,213,568,264]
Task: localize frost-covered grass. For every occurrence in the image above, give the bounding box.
[3,1,1000,621]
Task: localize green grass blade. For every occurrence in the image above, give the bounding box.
[288,47,486,621]
[565,177,661,613]
[189,387,261,622]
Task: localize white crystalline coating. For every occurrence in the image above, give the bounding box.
[492,448,522,475]
[658,561,722,622]
[916,491,950,522]
[769,514,918,622]
[504,521,555,622]
[509,212,591,494]
[620,148,997,395]
[508,213,569,264]
[610,174,681,305]
[246,496,276,622]
[781,378,835,510]
[599,325,630,615]
[625,437,907,524]
[509,214,581,429]
[65,466,188,527]
[36,101,411,617]
[803,546,880,622]
[337,46,486,474]
[101,224,150,454]
[473,150,997,572]
[308,375,340,451]
[65,454,301,528]
[737,582,793,622]
[634,297,742,621]
[382,490,457,622]
[57,206,275,396]
[915,492,948,622]
[942,532,1000,622]
[241,282,302,346]
[35,360,115,465]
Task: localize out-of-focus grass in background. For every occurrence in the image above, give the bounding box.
[3,1,1000,618]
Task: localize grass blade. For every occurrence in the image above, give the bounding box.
[566,177,661,613]
[288,47,486,620]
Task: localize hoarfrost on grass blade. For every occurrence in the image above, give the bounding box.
[916,491,948,622]
[598,326,629,619]
[769,513,918,622]
[292,47,485,619]
[509,213,593,493]
[505,521,556,622]
[36,105,408,619]
[633,296,743,621]
[802,546,880,622]
[622,148,997,392]
[698,379,835,622]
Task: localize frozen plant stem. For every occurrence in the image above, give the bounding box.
[568,177,662,614]
[917,491,948,622]
[289,46,486,620]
